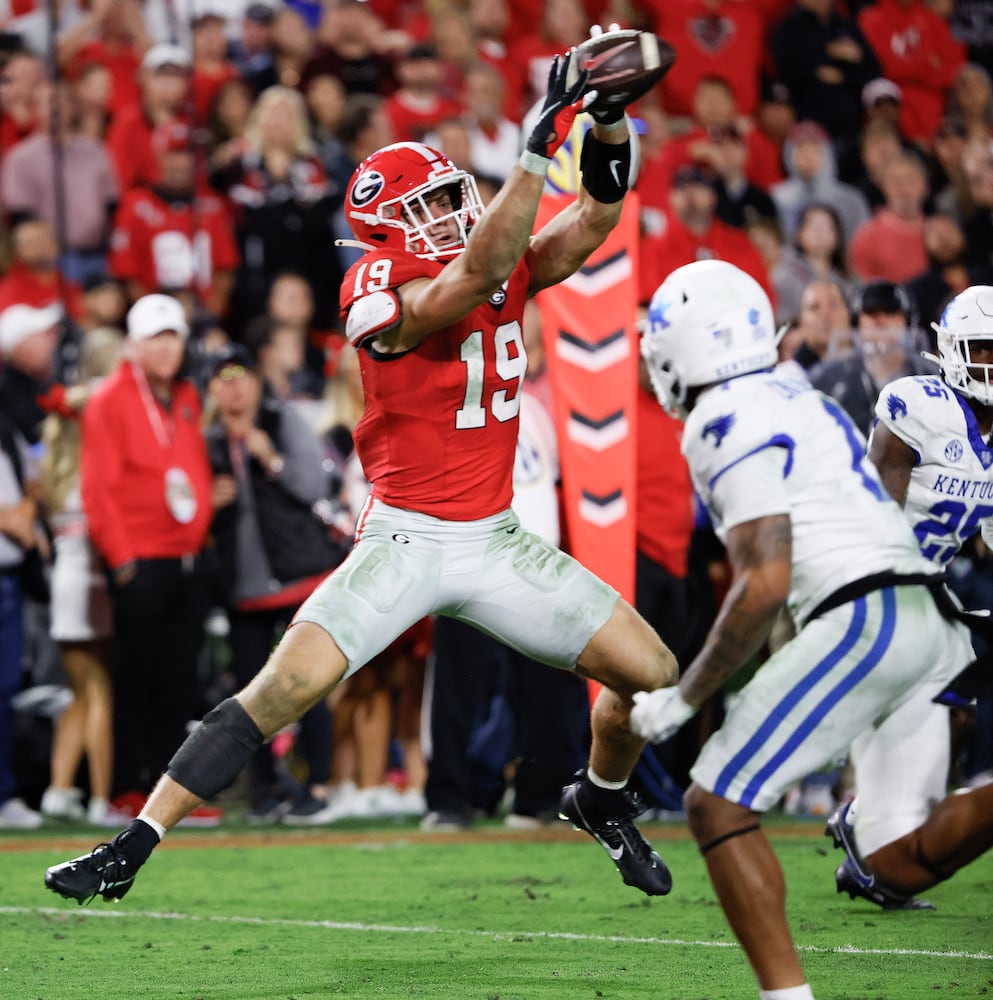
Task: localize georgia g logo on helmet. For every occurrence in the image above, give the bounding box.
[350,170,385,208]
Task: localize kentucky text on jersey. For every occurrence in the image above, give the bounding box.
[929,475,993,499]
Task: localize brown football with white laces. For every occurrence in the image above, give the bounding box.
[568,29,677,116]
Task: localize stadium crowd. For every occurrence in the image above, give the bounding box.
[0,0,991,841]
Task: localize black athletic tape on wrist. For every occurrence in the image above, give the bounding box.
[580,131,631,204]
[699,822,762,856]
[166,697,264,800]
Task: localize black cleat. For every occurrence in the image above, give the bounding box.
[559,776,672,896]
[45,842,137,905]
[825,803,935,912]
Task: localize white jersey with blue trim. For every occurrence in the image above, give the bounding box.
[683,370,936,624]
[871,374,993,566]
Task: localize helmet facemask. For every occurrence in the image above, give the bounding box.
[394,176,483,259]
[346,143,485,261]
[927,286,993,406]
[639,323,688,419]
[929,326,993,405]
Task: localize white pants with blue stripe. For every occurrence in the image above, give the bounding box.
[691,582,967,831]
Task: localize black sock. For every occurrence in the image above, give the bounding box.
[579,773,629,811]
[111,819,161,868]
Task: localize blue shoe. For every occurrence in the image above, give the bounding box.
[826,803,935,911]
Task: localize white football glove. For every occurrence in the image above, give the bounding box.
[630,687,696,744]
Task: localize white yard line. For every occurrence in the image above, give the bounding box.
[4,907,992,961]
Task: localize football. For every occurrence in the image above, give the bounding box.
[568,29,676,114]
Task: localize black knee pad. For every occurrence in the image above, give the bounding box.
[166,697,264,800]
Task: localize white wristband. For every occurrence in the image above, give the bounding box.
[518,150,551,176]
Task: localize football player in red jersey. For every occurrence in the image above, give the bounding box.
[45,37,681,907]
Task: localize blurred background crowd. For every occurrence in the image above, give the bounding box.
[0,0,991,832]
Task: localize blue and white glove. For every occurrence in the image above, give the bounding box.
[630,687,696,744]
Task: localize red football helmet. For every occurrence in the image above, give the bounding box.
[345,142,484,260]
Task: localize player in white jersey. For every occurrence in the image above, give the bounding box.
[632,259,976,1000]
[825,284,993,910]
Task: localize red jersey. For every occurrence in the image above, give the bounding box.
[341,249,532,520]
[0,110,37,152]
[106,104,191,193]
[638,212,774,307]
[635,385,694,577]
[68,41,142,118]
[0,264,84,319]
[659,126,783,193]
[192,63,241,128]
[858,0,965,143]
[109,186,239,303]
[651,0,764,116]
[384,91,466,144]
[81,362,213,568]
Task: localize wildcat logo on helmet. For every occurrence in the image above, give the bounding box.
[350,171,385,208]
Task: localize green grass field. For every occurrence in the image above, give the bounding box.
[2,820,992,1000]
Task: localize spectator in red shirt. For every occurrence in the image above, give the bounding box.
[650,0,765,118]
[849,152,930,283]
[503,0,588,122]
[384,44,465,144]
[108,121,239,319]
[634,360,695,650]
[190,8,240,128]
[631,97,674,236]
[57,0,148,121]
[470,0,515,117]
[104,43,191,194]
[80,293,215,811]
[0,50,43,152]
[858,0,966,145]
[638,162,774,306]
[659,76,784,194]
[302,0,395,96]
[0,220,84,320]
[1,80,119,286]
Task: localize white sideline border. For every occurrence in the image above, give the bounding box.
[4,907,993,961]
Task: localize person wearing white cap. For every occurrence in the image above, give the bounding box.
[0,302,63,445]
[75,293,221,825]
[861,78,903,134]
[105,36,192,193]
